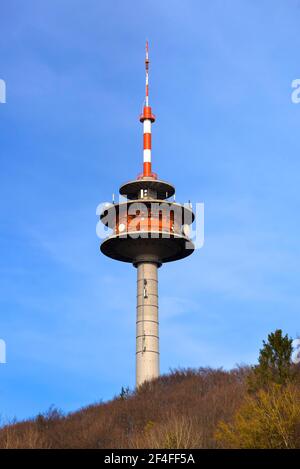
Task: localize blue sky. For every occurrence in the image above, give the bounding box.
[1,0,300,421]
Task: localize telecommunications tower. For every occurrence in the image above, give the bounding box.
[100,42,195,387]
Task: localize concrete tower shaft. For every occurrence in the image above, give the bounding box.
[136,261,159,386]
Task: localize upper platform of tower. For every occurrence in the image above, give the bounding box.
[119,178,175,201]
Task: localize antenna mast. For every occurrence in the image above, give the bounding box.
[140,41,155,178]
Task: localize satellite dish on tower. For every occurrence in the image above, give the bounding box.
[292,338,300,364]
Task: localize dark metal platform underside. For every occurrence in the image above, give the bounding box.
[100,232,194,264]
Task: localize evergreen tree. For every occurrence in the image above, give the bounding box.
[248,329,293,391]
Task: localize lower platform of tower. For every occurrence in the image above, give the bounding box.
[136,261,159,387]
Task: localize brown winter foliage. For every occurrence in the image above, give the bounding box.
[1,366,299,449]
[0,367,247,449]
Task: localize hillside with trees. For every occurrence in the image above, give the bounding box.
[1,330,299,449]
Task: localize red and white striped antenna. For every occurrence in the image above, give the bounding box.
[139,41,156,178]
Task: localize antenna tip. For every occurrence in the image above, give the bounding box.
[145,41,149,67]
